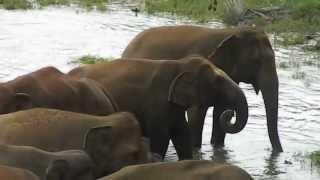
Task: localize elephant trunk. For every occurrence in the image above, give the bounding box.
[219,84,248,134]
[260,72,283,152]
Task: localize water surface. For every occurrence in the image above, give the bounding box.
[0,2,319,180]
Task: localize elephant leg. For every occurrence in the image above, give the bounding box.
[171,116,193,160]
[149,128,170,160]
[187,106,208,148]
[210,106,226,146]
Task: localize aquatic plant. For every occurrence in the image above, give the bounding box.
[310,151,320,166]
[71,55,114,64]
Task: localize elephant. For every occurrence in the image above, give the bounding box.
[0,66,116,115]
[68,56,248,160]
[99,160,253,180]
[0,144,94,180]
[0,165,39,180]
[122,25,282,152]
[0,108,151,178]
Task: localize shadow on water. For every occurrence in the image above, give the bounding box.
[0,1,320,179]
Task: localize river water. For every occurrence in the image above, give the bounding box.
[0,2,319,180]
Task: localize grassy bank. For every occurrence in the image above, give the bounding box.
[71,55,114,64]
[0,0,108,11]
[145,0,320,46]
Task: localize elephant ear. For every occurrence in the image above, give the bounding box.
[46,159,70,180]
[14,93,33,110]
[83,126,112,163]
[208,34,239,74]
[168,72,197,107]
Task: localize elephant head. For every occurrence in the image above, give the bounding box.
[209,28,282,151]
[83,125,151,178]
[0,86,32,114]
[46,159,94,180]
[169,57,248,134]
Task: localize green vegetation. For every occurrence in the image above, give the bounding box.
[71,55,114,64]
[145,0,320,46]
[38,0,70,7]
[77,0,108,11]
[145,0,320,31]
[0,0,108,11]
[0,0,32,10]
[278,33,305,47]
[310,151,320,166]
[145,0,217,23]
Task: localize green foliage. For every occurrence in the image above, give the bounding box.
[78,0,108,11]
[245,0,285,8]
[310,151,320,165]
[37,0,70,7]
[72,55,114,64]
[0,0,32,10]
[289,0,320,24]
[145,0,217,22]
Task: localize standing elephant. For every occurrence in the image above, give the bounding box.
[122,25,282,152]
[99,160,253,180]
[0,165,39,180]
[0,144,94,180]
[68,56,248,160]
[0,108,151,178]
[0,66,116,115]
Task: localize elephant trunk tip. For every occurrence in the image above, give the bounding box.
[219,108,248,134]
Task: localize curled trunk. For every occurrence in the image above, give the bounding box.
[219,87,248,134]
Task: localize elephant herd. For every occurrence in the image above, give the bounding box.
[0,25,281,180]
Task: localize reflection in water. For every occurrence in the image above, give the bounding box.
[211,147,231,164]
[192,146,230,163]
[0,2,320,180]
[263,152,283,178]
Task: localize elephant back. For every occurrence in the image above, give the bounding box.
[0,108,128,151]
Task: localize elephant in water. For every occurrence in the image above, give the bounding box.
[0,66,116,116]
[122,25,282,152]
[0,165,39,180]
[0,108,152,178]
[99,160,253,180]
[68,56,248,160]
[0,144,94,180]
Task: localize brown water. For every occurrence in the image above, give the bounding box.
[0,2,319,180]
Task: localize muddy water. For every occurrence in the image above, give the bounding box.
[0,2,319,180]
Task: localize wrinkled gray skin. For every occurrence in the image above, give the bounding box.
[122,25,282,152]
[68,56,248,160]
[0,108,152,178]
[99,160,253,180]
[0,66,116,116]
[0,164,40,180]
[0,144,94,180]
